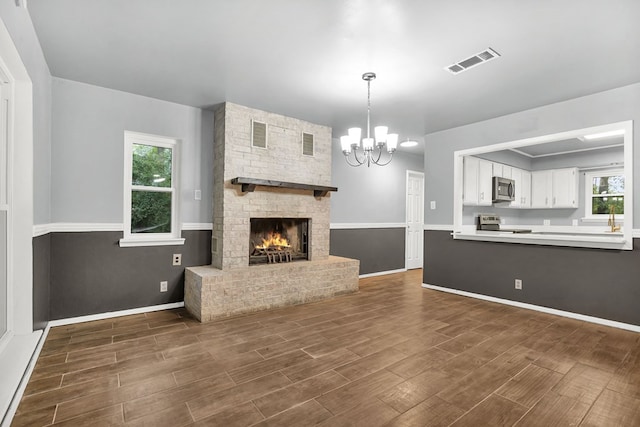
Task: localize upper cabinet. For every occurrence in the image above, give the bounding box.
[551,168,579,208]
[531,167,578,208]
[510,168,531,208]
[463,156,493,206]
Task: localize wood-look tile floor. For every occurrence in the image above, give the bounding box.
[12,269,640,426]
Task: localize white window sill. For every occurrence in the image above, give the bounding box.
[119,237,185,247]
[581,217,624,223]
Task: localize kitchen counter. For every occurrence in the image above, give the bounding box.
[454,227,630,250]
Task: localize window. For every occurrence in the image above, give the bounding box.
[120,131,184,247]
[584,169,624,220]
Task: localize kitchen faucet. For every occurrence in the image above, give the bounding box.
[608,205,621,232]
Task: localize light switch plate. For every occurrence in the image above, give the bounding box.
[430,201,436,210]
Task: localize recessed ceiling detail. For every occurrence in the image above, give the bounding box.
[446,48,501,75]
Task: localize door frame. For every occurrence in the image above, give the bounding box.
[405,170,425,270]
[0,17,34,341]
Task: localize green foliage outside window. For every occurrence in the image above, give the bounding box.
[131,144,173,233]
[591,175,624,215]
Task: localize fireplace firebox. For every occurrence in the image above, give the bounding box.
[249,218,309,265]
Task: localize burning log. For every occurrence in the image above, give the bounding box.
[251,232,293,263]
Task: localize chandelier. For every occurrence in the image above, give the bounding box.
[340,72,398,167]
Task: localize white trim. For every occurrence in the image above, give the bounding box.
[182,222,213,231]
[583,168,625,221]
[453,120,634,250]
[118,237,185,247]
[33,222,212,236]
[453,230,629,250]
[424,224,454,231]
[421,283,640,333]
[359,268,407,279]
[33,223,124,237]
[48,302,185,327]
[122,131,181,246]
[330,222,406,229]
[635,229,640,239]
[1,329,46,427]
[0,16,33,336]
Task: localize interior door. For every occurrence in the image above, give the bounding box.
[406,171,424,270]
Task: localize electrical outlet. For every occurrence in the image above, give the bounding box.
[515,279,522,290]
[430,201,436,210]
[543,219,551,226]
[194,189,202,200]
[572,219,579,226]
[160,281,168,292]
[173,254,182,266]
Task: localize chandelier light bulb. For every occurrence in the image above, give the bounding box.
[340,135,352,154]
[348,127,362,147]
[374,126,388,144]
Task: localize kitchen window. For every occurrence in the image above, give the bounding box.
[584,168,624,220]
[120,131,184,247]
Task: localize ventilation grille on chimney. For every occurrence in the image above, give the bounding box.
[302,132,314,156]
[251,120,267,148]
[445,48,500,75]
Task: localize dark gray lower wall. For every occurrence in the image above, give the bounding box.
[423,230,640,326]
[330,228,405,275]
[33,234,51,330]
[50,230,211,320]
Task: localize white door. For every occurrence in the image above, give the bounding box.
[406,171,424,270]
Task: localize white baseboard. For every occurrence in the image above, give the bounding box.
[359,268,407,279]
[330,223,406,229]
[48,302,185,327]
[422,283,640,333]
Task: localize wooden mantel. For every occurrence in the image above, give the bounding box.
[230,177,338,197]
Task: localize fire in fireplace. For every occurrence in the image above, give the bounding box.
[249,218,309,265]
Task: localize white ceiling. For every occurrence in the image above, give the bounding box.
[27,1,640,155]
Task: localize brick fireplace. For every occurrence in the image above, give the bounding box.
[185,102,359,322]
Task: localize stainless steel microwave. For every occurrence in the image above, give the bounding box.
[492,177,515,202]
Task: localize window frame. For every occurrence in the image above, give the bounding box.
[583,168,625,221]
[119,131,184,247]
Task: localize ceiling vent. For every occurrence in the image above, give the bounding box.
[302,132,314,156]
[251,120,267,148]
[445,48,500,75]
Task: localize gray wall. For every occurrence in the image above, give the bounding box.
[50,230,210,319]
[425,82,640,226]
[51,78,214,224]
[424,83,640,326]
[424,231,640,326]
[331,144,424,223]
[330,144,423,274]
[330,228,405,275]
[32,234,50,330]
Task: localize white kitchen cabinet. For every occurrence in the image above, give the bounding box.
[530,168,579,208]
[531,170,552,208]
[510,168,531,208]
[463,156,493,206]
[551,167,579,208]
